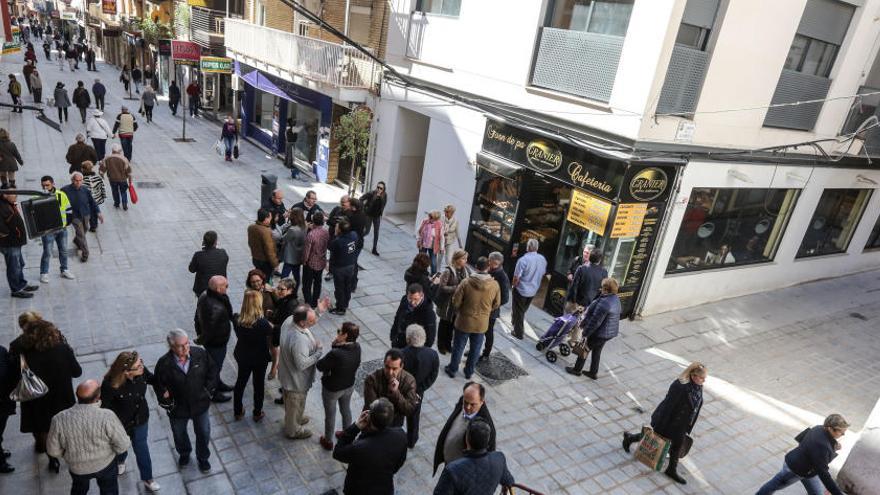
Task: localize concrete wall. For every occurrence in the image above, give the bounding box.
[641,160,880,314]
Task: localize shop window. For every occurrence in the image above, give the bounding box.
[667,188,800,273]
[797,189,873,258]
[865,214,880,250]
[471,171,521,244]
[287,102,321,165]
[548,0,634,37]
[416,0,461,17]
[254,92,277,131]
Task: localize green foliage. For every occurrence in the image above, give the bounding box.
[335,108,372,166]
[173,3,191,39]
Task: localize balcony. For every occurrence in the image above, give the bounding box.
[405,11,458,68]
[191,7,230,50]
[763,69,832,131]
[224,18,381,96]
[842,86,880,156]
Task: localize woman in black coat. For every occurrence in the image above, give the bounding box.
[101,351,160,492]
[622,362,706,485]
[360,181,387,256]
[8,314,82,473]
[316,322,361,451]
[404,253,434,301]
[232,290,274,422]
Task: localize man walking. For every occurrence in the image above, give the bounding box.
[389,283,437,349]
[91,78,105,111]
[39,176,75,283]
[328,219,358,316]
[434,419,514,495]
[86,46,96,71]
[511,239,547,339]
[444,257,500,380]
[47,380,131,495]
[278,305,323,439]
[131,66,142,94]
[565,250,607,344]
[168,80,181,116]
[0,189,38,298]
[433,382,496,476]
[363,349,419,429]
[7,75,22,113]
[402,325,439,448]
[247,209,279,283]
[482,251,510,360]
[112,106,138,162]
[186,80,200,117]
[154,329,224,472]
[333,398,408,495]
[72,80,91,124]
[62,172,103,263]
[193,276,235,396]
[99,144,132,210]
[65,134,98,174]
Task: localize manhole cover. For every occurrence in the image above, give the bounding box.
[135,181,165,189]
[474,353,529,386]
[850,312,868,321]
[354,358,384,392]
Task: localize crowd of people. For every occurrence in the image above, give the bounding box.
[0,19,858,495]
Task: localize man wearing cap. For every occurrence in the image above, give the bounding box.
[86,110,112,161]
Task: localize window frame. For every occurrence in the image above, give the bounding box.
[783,34,840,78]
[546,0,634,37]
[415,0,462,17]
[865,214,880,250]
[796,188,874,259]
[675,22,710,50]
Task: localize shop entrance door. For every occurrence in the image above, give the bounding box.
[392,107,430,215]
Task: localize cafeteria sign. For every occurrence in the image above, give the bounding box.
[171,40,201,66]
[567,189,611,233]
[200,56,232,74]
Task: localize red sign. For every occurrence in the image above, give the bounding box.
[102,0,116,15]
[171,40,201,65]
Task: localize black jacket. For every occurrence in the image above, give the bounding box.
[8,339,82,433]
[194,289,234,347]
[0,345,16,416]
[291,201,323,225]
[390,296,437,349]
[232,316,273,365]
[567,263,607,307]
[404,266,435,302]
[270,293,299,347]
[153,347,218,419]
[168,84,181,103]
[784,426,844,495]
[347,210,368,250]
[263,199,286,230]
[433,398,496,475]
[316,342,361,392]
[401,345,439,396]
[327,205,346,239]
[329,230,359,268]
[0,198,26,248]
[333,423,408,495]
[360,191,386,218]
[188,247,229,295]
[100,367,155,434]
[488,267,510,319]
[434,449,514,495]
[650,379,702,443]
[72,86,90,108]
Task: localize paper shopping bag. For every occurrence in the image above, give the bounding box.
[634,426,671,471]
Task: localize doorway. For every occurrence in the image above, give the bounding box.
[392,107,430,214]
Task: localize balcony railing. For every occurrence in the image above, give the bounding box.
[192,7,230,48]
[842,86,880,155]
[224,18,381,90]
[405,11,458,67]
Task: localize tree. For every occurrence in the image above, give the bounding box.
[335,107,372,194]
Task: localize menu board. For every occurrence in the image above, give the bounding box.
[611,203,647,238]
[617,203,666,317]
[567,190,611,233]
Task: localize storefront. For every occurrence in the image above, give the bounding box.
[199,56,233,119]
[465,119,682,318]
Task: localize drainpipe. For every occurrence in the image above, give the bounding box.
[343,0,350,38]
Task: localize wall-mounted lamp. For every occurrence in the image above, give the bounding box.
[727,169,753,183]
[856,174,879,185]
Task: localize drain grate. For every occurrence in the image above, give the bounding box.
[850,312,868,321]
[135,181,165,189]
[475,353,529,386]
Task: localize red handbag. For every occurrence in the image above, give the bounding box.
[128,180,138,204]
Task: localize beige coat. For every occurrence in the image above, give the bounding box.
[451,273,500,333]
[100,155,131,182]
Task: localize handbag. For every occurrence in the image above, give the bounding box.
[10,354,49,402]
[128,179,138,204]
[634,426,671,471]
[571,340,590,359]
[678,434,693,458]
[233,143,240,159]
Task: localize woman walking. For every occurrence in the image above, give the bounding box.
[30,68,42,104]
[119,65,131,94]
[360,182,387,256]
[9,313,82,473]
[565,277,621,379]
[417,211,444,274]
[140,85,156,123]
[53,82,70,123]
[280,207,306,296]
[220,115,238,161]
[301,211,330,308]
[622,362,707,485]
[80,160,105,232]
[232,290,274,422]
[0,128,24,188]
[85,109,112,161]
[442,205,461,269]
[101,351,161,492]
[315,322,361,451]
[433,249,471,354]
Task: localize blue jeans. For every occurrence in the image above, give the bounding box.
[281,263,301,296]
[110,181,128,207]
[117,423,153,481]
[40,228,69,274]
[0,246,27,293]
[169,410,210,462]
[119,137,133,162]
[71,459,118,495]
[223,136,235,158]
[446,330,485,378]
[420,248,437,274]
[755,462,823,495]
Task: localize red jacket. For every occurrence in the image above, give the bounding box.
[186,83,199,97]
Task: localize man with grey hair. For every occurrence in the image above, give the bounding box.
[482,251,510,360]
[154,328,225,473]
[263,188,286,230]
[99,144,132,210]
[194,275,235,395]
[112,105,138,161]
[65,133,97,174]
[402,324,439,448]
[62,172,103,263]
[511,239,547,340]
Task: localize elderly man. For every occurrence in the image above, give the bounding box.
[47,380,130,494]
[434,419,513,495]
[247,209,279,284]
[390,283,437,349]
[154,329,224,473]
[433,382,496,476]
[194,275,235,395]
[333,398,408,495]
[92,78,106,111]
[65,134,97,174]
[99,144,132,210]
[39,176,75,283]
[444,257,500,380]
[363,349,419,429]
[112,106,138,162]
[326,194,350,241]
[278,304,324,439]
[402,324,439,448]
[292,189,323,224]
[0,188,38,297]
[263,189,286,230]
[61,172,103,263]
[482,251,510,360]
[511,238,547,340]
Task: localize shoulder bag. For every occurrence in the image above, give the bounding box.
[10,354,49,402]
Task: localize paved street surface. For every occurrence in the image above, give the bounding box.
[1,49,879,495]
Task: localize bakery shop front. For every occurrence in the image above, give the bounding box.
[464,119,683,318]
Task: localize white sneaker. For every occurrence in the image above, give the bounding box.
[117,463,125,475]
[61,271,76,280]
[144,480,160,492]
[39,274,49,283]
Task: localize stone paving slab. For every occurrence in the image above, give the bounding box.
[1,48,879,494]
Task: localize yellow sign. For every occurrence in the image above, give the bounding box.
[187,0,208,6]
[611,203,648,238]
[567,190,611,233]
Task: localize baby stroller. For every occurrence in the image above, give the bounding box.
[535,308,584,363]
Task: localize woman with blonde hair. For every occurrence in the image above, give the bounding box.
[232,289,274,421]
[565,277,621,379]
[101,351,160,492]
[622,362,707,485]
[442,204,460,269]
